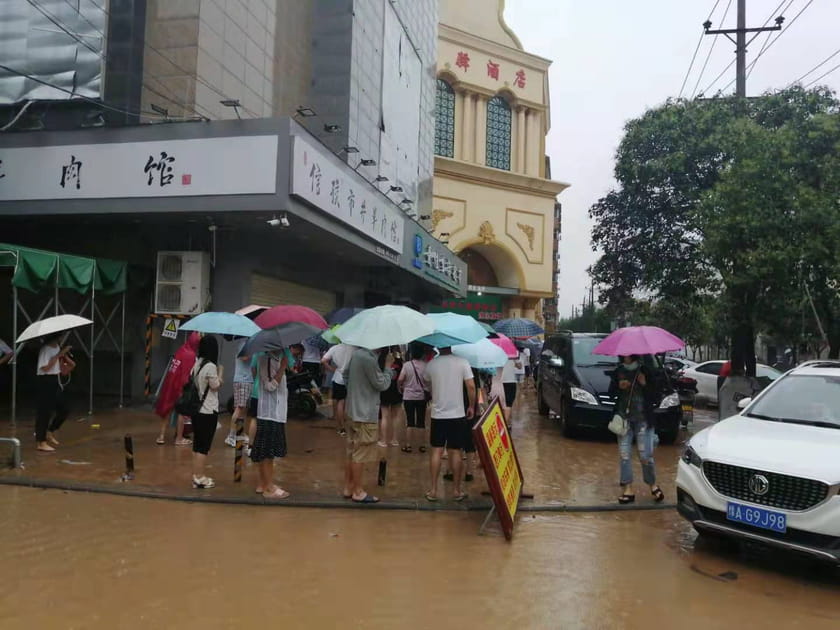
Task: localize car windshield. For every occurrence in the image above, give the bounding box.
[573,337,618,366]
[746,374,840,428]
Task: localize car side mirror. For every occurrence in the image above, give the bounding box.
[737,397,752,410]
[549,357,564,368]
[540,350,554,361]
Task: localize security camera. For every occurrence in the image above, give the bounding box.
[266,217,281,227]
[267,213,290,228]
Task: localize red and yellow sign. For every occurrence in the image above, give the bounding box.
[472,398,523,540]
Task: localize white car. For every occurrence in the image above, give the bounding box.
[676,361,840,565]
[682,360,781,405]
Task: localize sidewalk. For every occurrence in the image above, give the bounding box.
[0,391,686,511]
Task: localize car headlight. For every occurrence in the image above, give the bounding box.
[681,444,702,467]
[659,392,680,409]
[569,387,598,405]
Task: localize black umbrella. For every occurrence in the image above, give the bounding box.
[238,322,322,357]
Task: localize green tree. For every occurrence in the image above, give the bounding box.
[590,87,840,369]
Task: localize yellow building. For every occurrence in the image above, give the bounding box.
[432,0,567,326]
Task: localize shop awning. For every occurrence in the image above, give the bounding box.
[0,243,126,295]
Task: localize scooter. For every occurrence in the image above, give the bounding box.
[287,372,323,419]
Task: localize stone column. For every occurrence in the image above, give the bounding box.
[461,91,474,162]
[454,89,465,160]
[474,94,488,166]
[516,106,526,173]
[525,109,539,176]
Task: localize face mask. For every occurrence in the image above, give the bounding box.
[624,361,639,371]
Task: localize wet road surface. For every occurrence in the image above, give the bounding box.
[0,485,837,630]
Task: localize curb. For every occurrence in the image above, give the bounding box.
[0,476,676,513]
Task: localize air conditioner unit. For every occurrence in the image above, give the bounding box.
[154,251,211,315]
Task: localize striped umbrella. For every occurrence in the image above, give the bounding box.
[492,317,544,339]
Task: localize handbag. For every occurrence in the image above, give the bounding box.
[608,371,639,436]
[411,360,432,402]
[174,360,211,417]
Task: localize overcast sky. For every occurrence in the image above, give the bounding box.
[504,0,840,317]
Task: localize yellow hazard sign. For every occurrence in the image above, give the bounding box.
[162,318,180,339]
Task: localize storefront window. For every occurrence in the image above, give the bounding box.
[486,96,511,170]
[434,79,455,158]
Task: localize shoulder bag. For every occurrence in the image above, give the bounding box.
[608,370,638,436]
[174,360,212,418]
[411,360,432,402]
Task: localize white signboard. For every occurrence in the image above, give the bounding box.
[290,135,405,253]
[0,135,278,201]
[161,318,180,339]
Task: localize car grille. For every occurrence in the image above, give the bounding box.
[703,461,829,511]
[597,394,614,407]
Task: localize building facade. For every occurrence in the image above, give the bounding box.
[0,0,460,404]
[431,0,567,325]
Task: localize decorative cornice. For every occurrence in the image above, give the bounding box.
[478,221,496,244]
[516,222,535,250]
[431,209,453,231]
[435,156,569,198]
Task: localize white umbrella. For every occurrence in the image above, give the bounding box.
[16,315,93,344]
[336,305,435,349]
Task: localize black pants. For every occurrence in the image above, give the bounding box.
[403,399,427,428]
[303,362,321,384]
[36,375,69,442]
[192,412,218,455]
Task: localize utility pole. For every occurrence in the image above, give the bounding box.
[703,0,784,98]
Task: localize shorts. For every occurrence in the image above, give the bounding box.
[404,399,427,428]
[233,382,252,408]
[345,421,379,464]
[430,418,471,450]
[503,383,517,407]
[250,419,287,462]
[332,382,347,401]
[192,412,218,455]
[248,397,258,418]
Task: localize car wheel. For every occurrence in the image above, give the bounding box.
[537,385,549,416]
[559,396,578,438]
[299,395,317,418]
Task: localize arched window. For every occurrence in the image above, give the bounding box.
[486,96,511,170]
[434,79,455,157]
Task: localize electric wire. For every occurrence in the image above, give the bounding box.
[678,0,722,98]
[691,0,733,98]
[787,46,840,88]
[804,61,840,88]
[59,0,107,41]
[26,0,101,57]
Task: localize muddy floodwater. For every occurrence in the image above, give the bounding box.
[0,486,837,629]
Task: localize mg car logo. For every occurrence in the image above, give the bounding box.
[748,474,770,496]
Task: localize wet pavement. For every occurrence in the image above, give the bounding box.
[0,485,836,629]
[0,388,711,508]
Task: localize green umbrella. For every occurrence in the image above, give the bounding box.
[321,324,342,345]
[336,305,435,349]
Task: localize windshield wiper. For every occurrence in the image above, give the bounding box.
[744,413,783,422]
[777,418,840,429]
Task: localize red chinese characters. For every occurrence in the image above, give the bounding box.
[514,69,526,88]
[487,60,500,80]
[455,51,470,72]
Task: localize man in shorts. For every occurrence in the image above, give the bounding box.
[322,343,355,435]
[423,346,476,502]
[342,346,393,504]
[226,339,254,448]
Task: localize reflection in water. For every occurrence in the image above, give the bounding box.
[0,487,837,630]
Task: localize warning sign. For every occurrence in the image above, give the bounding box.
[472,397,523,540]
[161,318,180,339]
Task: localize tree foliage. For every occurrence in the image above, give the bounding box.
[590,87,840,366]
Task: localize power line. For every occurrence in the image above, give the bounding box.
[805,61,840,88]
[59,0,107,41]
[787,46,840,88]
[744,0,793,80]
[691,0,734,98]
[25,0,101,57]
[679,0,722,98]
[699,58,735,97]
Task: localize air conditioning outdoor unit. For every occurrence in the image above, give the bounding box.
[154,251,211,315]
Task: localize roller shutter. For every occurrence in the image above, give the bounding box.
[250,273,337,315]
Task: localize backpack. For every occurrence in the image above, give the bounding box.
[174,360,211,418]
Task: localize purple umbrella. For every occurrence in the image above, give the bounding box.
[592,326,684,356]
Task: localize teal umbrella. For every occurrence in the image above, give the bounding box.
[416,312,489,347]
[336,305,435,349]
[180,312,261,338]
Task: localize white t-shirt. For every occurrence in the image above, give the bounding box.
[37,344,61,375]
[192,360,220,414]
[423,354,474,419]
[514,350,528,376]
[501,358,518,383]
[324,344,354,385]
[302,339,321,363]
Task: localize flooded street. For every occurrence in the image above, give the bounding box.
[1,484,837,629]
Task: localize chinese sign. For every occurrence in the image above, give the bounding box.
[0,136,278,201]
[472,398,523,540]
[409,232,466,293]
[457,51,526,88]
[434,293,503,321]
[290,135,405,254]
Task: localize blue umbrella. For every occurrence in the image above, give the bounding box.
[452,338,509,369]
[238,322,323,357]
[416,312,489,348]
[325,307,366,325]
[493,317,544,339]
[180,312,261,338]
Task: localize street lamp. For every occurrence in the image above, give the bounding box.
[220,99,242,119]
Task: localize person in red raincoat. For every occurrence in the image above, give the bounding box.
[154,332,200,446]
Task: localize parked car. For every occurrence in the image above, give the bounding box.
[663,356,697,375]
[536,331,682,444]
[682,360,782,405]
[676,361,840,565]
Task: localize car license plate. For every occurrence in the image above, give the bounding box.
[726,502,787,533]
[681,403,693,412]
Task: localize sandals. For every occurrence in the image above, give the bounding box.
[155,436,166,445]
[175,438,193,447]
[618,493,636,505]
[401,445,412,453]
[652,486,665,503]
[453,492,468,502]
[418,446,426,453]
[424,491,439,502]
[352,494,379,504]
[263,488,290,500]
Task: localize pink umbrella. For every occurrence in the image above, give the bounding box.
[592,326,684,356]
[236,304,269,320]
[489,333,519,359]
[255,305,328,330]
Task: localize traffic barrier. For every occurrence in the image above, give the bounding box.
[121,434,135,481]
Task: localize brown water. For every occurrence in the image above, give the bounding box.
[0,486,837,629]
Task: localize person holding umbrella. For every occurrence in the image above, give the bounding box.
[154,332,200,446]
[252,347,293,499]
[190,336,223,489]
[34,333,76,452]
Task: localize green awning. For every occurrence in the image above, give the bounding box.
[0,243,127,295]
